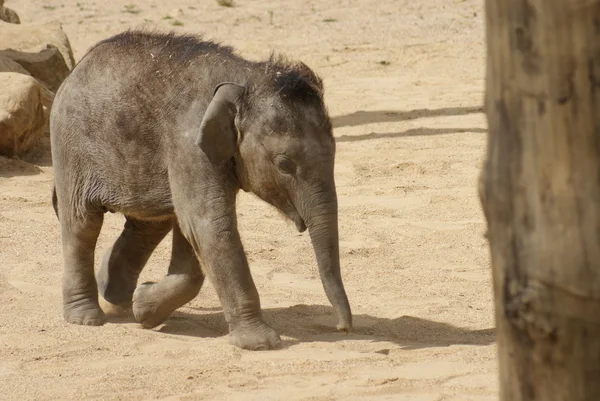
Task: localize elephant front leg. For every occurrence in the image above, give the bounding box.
[179,210,281,351]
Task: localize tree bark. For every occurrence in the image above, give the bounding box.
[481,1,600,400]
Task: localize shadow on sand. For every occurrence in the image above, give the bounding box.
[331,106,484,129]
[0,137,53,178]
[335,127,487,143]
[121,304,495,350]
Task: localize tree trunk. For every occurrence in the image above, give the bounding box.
[481,1,600,400]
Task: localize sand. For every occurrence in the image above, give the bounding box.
[0,0,495,400]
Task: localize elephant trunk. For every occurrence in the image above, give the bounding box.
[303,186,352,332]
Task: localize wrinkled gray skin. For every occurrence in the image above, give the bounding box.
[49,30,352,350]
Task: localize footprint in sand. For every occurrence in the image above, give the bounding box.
[443,372,499,391]
[358,361,473,382]
[410,220,479,231]
[339,234,382,257]
[339,194,430,213]
[7,279,58,295]
[351,396,441,401]
[241,346,383,363]
[268,272,319,292]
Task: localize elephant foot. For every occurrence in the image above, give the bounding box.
[132,281,168,328]
[228,321,282,351]
[98,293,131,318]
[132,275,201,329]
[63,298,106,326]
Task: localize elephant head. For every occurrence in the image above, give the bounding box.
[196,57,352,332]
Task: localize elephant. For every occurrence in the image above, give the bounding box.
[49,30,352,350]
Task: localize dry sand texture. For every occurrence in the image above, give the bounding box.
[0,0,495,400]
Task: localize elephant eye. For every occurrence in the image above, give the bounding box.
[274,155,296,175]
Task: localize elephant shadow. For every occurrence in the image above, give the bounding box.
[154,304,496,350]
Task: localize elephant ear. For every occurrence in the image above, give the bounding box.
[196,82,245,166]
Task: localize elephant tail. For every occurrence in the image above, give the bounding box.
[52,184,59,221]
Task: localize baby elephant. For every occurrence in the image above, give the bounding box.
[50,30,352,350]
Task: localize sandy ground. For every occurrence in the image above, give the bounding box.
[0,0,495,400]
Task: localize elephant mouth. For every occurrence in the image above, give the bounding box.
[286,201,306,233]
[292,212,307,232]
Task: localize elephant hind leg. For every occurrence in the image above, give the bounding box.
[97,217,173,316]
[132,221,204,329]
[60,207,106,326]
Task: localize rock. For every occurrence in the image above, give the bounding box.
[0,46,70,91]
[0,21,72,155]
[0,73,47,157]
[0,55,30,75]
[0,21,75,70]
[0,6,19,24]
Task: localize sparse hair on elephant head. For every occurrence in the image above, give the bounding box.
[196,54,332,169]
